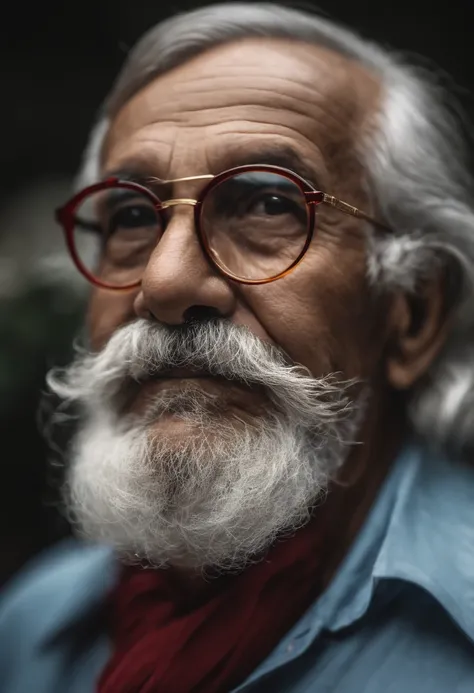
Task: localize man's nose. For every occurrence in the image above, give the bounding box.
[134,207,237,325]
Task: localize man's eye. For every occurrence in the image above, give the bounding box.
[250,194,298,216]
[107,205,158,234]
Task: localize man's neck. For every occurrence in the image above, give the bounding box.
[318,389,406,589]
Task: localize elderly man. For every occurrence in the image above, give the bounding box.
[1,2,474,692]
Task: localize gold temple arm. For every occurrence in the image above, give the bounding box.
[322,193,389,231]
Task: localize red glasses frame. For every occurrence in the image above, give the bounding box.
[55,164,388,290]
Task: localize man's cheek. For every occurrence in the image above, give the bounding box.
[88,292,137,350]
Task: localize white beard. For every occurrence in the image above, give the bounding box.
[49,319,363,572]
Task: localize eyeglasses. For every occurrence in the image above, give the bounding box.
[55,164,388,290]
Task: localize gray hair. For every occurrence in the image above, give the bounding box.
[77,2,474,460]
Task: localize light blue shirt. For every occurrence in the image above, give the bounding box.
[1,442,474,692]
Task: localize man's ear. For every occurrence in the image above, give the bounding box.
[385,274,453,390]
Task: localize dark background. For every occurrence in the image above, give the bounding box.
[0,0,471,585]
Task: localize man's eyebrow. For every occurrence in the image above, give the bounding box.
[222,146,322,187]
[102,146,322,189]
[102,166,153,186]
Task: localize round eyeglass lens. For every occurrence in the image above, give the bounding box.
[70,185,162,287]
[199,170,310,281]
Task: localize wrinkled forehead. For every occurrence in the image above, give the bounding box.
[102,38,382,186]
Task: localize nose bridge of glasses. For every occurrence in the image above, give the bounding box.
[156,173,215,210]
[160,173,215,185]
[160,198,199,210]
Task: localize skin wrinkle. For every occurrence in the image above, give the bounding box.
[104,42,374,179]
[107,110,355,177]
[105,128,330,190]
[132,93,351,131]
[106,121,329,169]
[106,38,371,126]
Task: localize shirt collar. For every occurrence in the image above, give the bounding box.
[373,443,474,642]
[296,441,474,645]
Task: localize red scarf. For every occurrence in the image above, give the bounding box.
[98,517,332,693]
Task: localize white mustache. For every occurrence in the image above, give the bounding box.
[48,318,358,430]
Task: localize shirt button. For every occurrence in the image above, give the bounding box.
[286,642,295,653]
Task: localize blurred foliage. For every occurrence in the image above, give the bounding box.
[0,280,84,583]
[0,283,84,416]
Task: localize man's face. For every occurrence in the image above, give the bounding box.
[95,38,384,394]
[59,40,391,570]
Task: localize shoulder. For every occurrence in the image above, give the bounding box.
[0,539,116,656]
